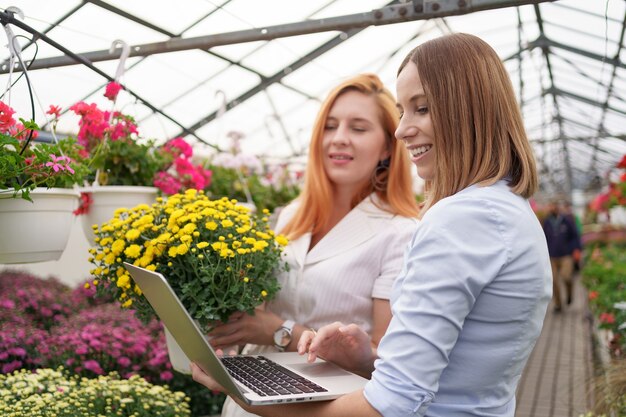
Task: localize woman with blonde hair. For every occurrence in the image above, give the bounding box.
[194,33,551,417]
[209,73,420,417]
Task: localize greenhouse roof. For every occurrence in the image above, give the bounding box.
[1,0,625,198]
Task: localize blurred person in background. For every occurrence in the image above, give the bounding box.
[543,200,582,311]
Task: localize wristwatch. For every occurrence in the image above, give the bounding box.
[273,320,295,351]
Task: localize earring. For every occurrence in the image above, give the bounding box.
[371,158,390,191]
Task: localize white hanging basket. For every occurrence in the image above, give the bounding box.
[79,185,158,245]
[0,188,79,264]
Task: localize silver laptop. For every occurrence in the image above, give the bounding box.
[123,263,368,405]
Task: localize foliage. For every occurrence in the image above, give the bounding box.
[69,100,168,187]
[0,101,89,201]
[589,154,626,213]
[0,270,226,416]
[0,367,190,417]
[579,359,626,417]
[154,137,212,195]
[44,303,173,382]
[582,244,626,356]
[207,156,301,213]
[88,188,289,331]
[0,270,87,331]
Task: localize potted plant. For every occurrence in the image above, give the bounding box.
[71,82,213,245]
[0,101,89,263]
[86,188,289,372]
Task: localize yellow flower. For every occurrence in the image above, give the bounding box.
[116,274,130,288]
[176,244,189,256]
[125,229,141,241]
[88,191,288,330]
[254,240,269,251]
[124,244,142,259]
[83,282,90,289]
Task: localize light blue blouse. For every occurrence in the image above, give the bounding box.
[364,180,552,417]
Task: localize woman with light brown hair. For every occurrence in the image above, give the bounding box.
[194,33,551,417]
[210,73,420,417]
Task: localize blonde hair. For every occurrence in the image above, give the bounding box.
[398,33,538,217]
[281,73,419,239]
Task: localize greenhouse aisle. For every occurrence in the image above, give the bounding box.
[515,274,595,417]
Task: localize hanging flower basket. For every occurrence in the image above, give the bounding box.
[0,188,80,264]
[78,185,158,245]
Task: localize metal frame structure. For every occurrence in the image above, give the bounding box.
[0,0,624,199]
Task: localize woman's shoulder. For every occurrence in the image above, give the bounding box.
[272,200,301,233]
[425,181,528,230]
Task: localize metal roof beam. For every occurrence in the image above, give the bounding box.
[544,87,626,116]
[530,37,626,70]
[175,27,365,137]
[0,0,555,74]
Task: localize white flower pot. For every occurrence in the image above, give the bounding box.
[164,325,195,374]
[80,185,158,245]
[0,188,79,264]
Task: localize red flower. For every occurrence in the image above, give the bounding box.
[73,192,93,215]
[46,105,62,119]
[104,81,122,101]
[599,312,615,324]
[617,154,626,169]
[588,291,599,301]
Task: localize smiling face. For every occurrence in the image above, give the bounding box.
[322,90,390,195]
[395,62,436,181]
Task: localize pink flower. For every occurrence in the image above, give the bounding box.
[118,356,131,367]
[0,101,16,133]
[160,370,174,381]
[83,359,104,375]
[45,154,75,174]
[164,137,193,158]
[104,81,122,101]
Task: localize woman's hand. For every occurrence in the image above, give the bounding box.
[208,308,283,350]
[190,362,226,392]
[298,322,377,378]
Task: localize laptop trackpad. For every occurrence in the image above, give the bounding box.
[288,361,353,378]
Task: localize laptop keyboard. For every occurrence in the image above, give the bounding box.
[221,356,328,397]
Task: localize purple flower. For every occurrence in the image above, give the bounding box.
[8,347,26,357]
[2,360,22,373]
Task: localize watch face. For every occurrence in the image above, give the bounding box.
[274,328,291,348]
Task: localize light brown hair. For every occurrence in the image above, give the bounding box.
[281,73,419,239]
[398,33,538,216]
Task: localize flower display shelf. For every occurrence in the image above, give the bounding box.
[80,185,158,245]
[0,188,79,263]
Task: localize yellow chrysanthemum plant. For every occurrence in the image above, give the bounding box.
[88,189,289,332]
